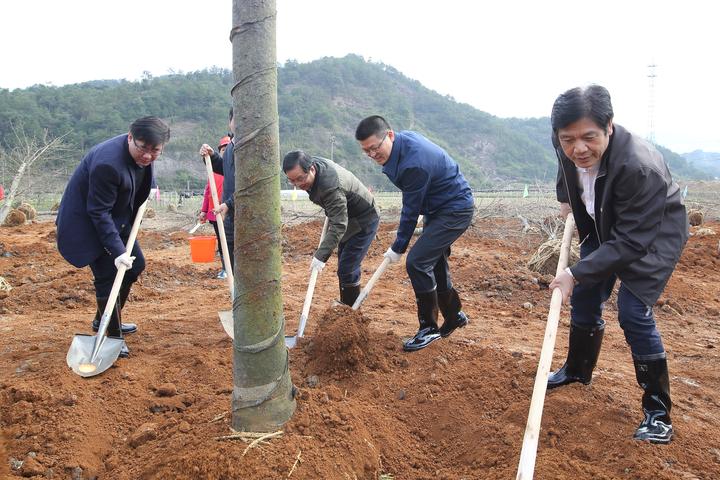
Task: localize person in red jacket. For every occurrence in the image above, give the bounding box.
[199,136,229,279]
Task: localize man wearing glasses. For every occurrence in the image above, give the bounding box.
[282,150,380,306]
[355,116,474,352]
[56,116,170,358]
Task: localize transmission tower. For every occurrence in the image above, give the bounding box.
[647,63,657,144]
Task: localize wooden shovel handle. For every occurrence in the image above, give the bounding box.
[295,217,330,339]
[96,200,149,336]
[516,214,575,480]
[203,154,234,300]
[352,257,391,310]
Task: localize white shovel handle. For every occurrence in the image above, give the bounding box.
[352,257,391,310]
[516,214,575,480]
[203,154,234,300]
[92,201,148,353]
[295,217,329,338]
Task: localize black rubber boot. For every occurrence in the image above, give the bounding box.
[633,356,673,444]
[437,288,468,338]
[403,290,441,352]
[339,283,361,307]
[94,297,129,358]
[92,282,137,334]
[547,322,604,389]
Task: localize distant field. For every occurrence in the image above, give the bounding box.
[5,180,718,223]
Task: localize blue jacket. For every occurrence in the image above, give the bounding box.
[383,131,473,253]
[56,134,151,267]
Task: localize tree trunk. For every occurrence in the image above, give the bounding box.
[230,0,295,431]
[0,161,27,224]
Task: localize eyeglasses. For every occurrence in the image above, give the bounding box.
[287,172,310,186]
[362,131,389,155]
[286,166,314,186]
[132,137,164,157]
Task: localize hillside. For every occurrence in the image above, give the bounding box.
[683,150,720,179]
[0,55,712,192]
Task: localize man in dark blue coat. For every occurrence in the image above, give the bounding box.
[56,116,170,357]
[355,115,475,352]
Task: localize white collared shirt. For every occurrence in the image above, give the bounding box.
[576,164,599,220]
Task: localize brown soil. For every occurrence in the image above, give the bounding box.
[1,218,719,479]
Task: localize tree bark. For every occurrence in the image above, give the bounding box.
[230,0,295,431]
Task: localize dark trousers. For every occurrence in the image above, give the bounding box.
[571,233,665,359]
[222,215,235,273]
[210,220,225,270]
[405,209,473,294]
[89,242,145,298]
[337,217,379,286]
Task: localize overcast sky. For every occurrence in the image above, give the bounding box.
[1,0,717,153]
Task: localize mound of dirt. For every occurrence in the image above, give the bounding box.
[2,218,720,479]
[303,306,399,377]
[688,209,704,226]
[17,203,36,221]
[3,209,26,227]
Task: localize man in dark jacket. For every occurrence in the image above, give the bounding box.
[56,116,170,357]
[355,115,475,352]
[282,150,380,306]
[199,108,236,273]
[548,85,688,444]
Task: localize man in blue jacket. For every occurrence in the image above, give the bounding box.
[355,115,475,351]
[56,116,170,357]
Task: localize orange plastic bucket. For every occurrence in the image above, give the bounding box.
[188,235,217,263]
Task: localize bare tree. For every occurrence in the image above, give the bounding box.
[0,125,69,223]
[230,0,296,431]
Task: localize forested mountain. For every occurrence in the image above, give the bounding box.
[682,150,720,179]
[0,55,712,192]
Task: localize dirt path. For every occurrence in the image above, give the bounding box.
[1,217,719,479]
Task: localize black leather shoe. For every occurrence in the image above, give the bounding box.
[92,318,137,335]
[440,311,469,338]
[118,343,130,358]
[403,326,441,352]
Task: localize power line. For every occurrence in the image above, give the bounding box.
[647,63,657,144]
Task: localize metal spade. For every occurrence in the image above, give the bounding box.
[66,200,148,377]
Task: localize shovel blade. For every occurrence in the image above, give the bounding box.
[219,310,234,339]
[284,335,297,348]
[66,334,125,377]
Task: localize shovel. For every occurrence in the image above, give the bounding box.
[66,200,149,377]
[188,222,202,235]
[202,155,235,338]
[285,216,329,348]
[516,213,575,480]
[351,256,391,311]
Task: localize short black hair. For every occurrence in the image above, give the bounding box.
[130,116,170,146]
[355,115,391,141]
[551,85,614,133]
[282,150,314,173]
